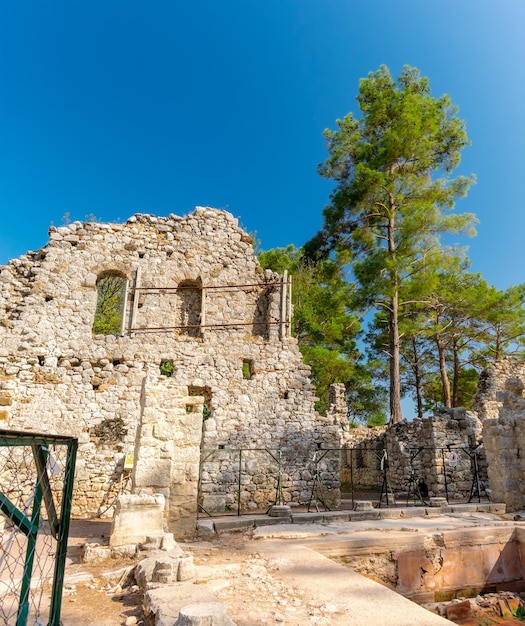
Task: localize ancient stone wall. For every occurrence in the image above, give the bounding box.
[0,208,341,530]
[473,357,525,420]
[339,410,486,503]
[385,409,486,501]
[476,358,525,511]
[339,426,387,492]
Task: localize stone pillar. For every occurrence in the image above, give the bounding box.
[132,370,204,538]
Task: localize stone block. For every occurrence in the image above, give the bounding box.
[196,519,216,536]
[450,504,478,513]
[254,515,291,527]
[476,503,491,512]
[134,459,172,488]
[399,507,426,518]
[292,512,323,524]
[377,509,403,519]
[354,500,374,511]
[322,511,350,522]
[174,602,236,626]
[268,504,292,517]
[348,510,380,521]
[110,493,166,546]
[396,550,425,595]
[213,517,255,532]
[445,600,472,621]
[201,495,227,513]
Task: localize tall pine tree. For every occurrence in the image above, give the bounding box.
[307,65,476,422]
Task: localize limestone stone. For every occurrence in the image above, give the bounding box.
[175,602,237,626]
[0,208,340,537]
[109,493,166,547]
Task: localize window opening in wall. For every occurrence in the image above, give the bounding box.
[45,295,53,302]
[160,360,174,377]
[93,273,127,336]
[253,287,270,338]
[176,279,202,338]
[188,386,212,420]
[186,405,194,413]
[242,359,254,380]
[38,356,45,366]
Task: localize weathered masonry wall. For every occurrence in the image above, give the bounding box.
[0,208,341,531]
[385,409,486,501]
[340,409,487,502]
[474,358,525,512]
[473,358,525,420]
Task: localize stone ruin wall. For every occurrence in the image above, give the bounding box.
[385,409,486,501]
[340,410,486,502]
[473,358,525,511]
[0,208,343,535]
[340,357,525,508]
[473,357,525,420]
[339,425,387,492]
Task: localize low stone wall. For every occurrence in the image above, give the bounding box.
[333,526,525,604]
[340,427,386,492]
[386,409,486,501]
[339,409,487,503]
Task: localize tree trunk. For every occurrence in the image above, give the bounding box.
[494,323,502,361]
[410,336,424,418]
[436,337,451,407]
[388,208,402,424]
[389,293,402,423]
[452,340,460,407]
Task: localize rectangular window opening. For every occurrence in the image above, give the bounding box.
[242,359,254,380]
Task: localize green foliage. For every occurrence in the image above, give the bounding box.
[242,360,253,379]
[259,246,387,425]
[514,605,525,621]
[421,368,479,412]
[160,360,174,377]
[93,274,126,336]
[366,253,525,414]
[308,65,476,422]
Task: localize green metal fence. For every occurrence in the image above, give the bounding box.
[0,429,77,626]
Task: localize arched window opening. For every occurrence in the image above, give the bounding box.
[93,273,127,336]
[176,279,202,337]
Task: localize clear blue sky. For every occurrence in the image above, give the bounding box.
[1,0,524,291]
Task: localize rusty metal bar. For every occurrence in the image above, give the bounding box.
[127,320,284,332]
[136,281,281,292]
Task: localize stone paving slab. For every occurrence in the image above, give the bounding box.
[207,503,507,534]
[254,541,451,625]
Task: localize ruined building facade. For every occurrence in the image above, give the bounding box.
[473,358,525,512]
[0,208,344,536]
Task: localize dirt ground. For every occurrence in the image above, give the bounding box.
[12,516,525,626]
[58,521,341,626]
